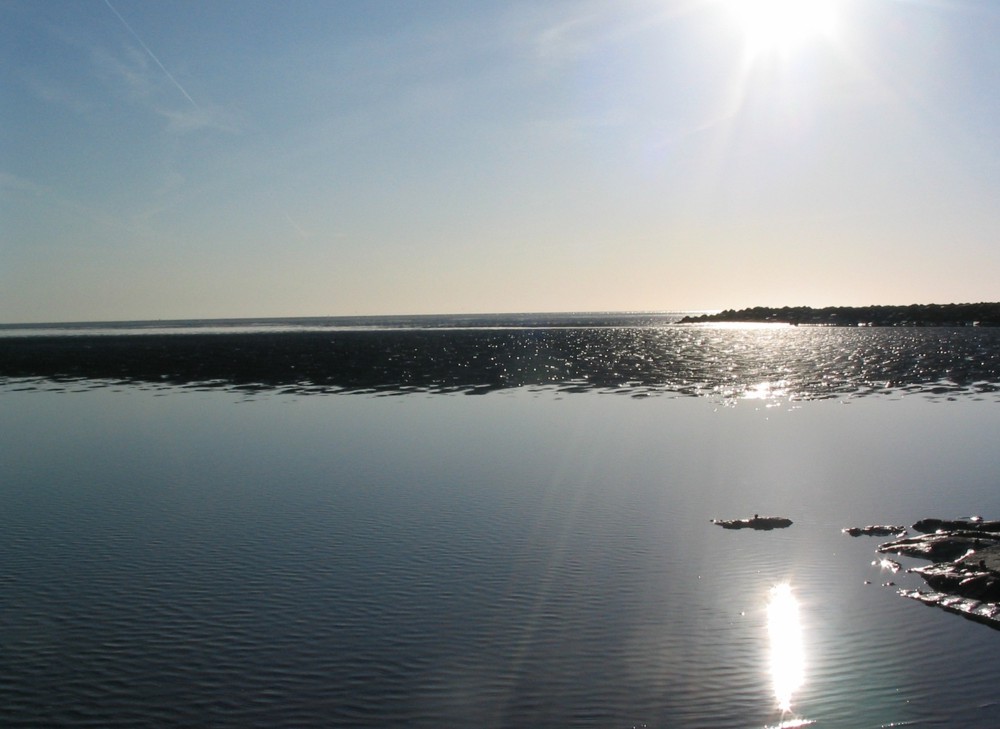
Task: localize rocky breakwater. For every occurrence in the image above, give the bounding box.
[875,518,1000,628]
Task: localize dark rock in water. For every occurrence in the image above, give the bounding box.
[843,524,907,537]
[877,531,1000,562]
[900,588,1000,629]
[712,515,792,530]
[873,519,1000,630]
[912,517,1000,534]
[956,543,1000,572]
[871,557,902,573]
[910,562,1000,602]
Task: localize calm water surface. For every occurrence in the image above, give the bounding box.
[2,322,1000,727]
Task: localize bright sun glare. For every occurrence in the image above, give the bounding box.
[725,0,838,56]
[767,583,805,714]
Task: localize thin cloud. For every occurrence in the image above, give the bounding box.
[532,2,697,65]
[92,45,154,98]
[94,3,241,135]
[0,171,48,194]
[24,75,95,115]
[534,12,606,63]
[160,105,242,135]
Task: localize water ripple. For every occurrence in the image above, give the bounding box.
[2,326,999,401]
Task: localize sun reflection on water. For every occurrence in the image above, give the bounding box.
[767,583,806,715]
[743,380,790,401]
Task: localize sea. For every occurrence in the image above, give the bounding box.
[2,313,1000,728]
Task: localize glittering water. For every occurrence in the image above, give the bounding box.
[2,316,999,401]
[2,319,1000,727]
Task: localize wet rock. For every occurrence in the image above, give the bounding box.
[912,517,1000,534]
[900,589,1000,628]
[871,557,902,573]
[874,520,1000,630]
[909,562,1000,602]
[711,515,792,530]
[877,531,1000,562]
[956,543,1000,572]
[843,525,907,537]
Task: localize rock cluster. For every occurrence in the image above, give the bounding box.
[864,518,1000,629]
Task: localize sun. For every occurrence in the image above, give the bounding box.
[724,0,838,57]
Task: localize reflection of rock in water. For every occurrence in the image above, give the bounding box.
[875,518,1000,629]
[712,515,793,530]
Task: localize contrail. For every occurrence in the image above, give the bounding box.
[285,212,309,240]
[103,0,198,108]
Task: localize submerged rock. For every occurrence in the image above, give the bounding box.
[843,525,907,537]
[711,515,792,530]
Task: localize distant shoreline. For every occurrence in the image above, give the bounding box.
[679,302,1000,327]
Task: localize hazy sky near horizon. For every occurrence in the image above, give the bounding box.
[3,0,999,322]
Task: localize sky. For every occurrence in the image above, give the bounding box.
[3,0,999,322]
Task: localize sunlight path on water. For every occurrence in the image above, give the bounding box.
[768,583,808,721]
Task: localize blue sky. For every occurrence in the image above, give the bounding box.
[3,0,999,322]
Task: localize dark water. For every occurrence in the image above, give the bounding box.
[2,315,999,400]
[2,317,1000,727]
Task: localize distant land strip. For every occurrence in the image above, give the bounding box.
[679,302,1000,327]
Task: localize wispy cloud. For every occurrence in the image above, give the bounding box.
[160,104,242,135]
[534,12,606,63]
[92,44,154,98]
[95,0,240,135]
[0,170,47,195]
[530,2,699,67]
[23,75,95,116]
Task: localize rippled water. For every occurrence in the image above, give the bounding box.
[2,323,1000,727]
[3,322,1000,401]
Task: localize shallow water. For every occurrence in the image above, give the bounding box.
[2,381,1000,727]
